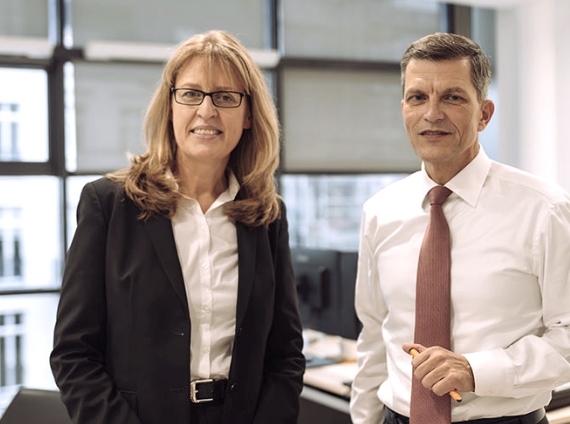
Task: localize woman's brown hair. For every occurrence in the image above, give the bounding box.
[108,30,281,228]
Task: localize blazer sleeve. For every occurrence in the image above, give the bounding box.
[252,201,306,424]
[50,180,144,424]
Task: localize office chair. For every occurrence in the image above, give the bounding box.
[0,388,72,424]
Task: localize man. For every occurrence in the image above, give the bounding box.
[349,32,570,424]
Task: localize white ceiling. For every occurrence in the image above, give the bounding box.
[441,0,528,8]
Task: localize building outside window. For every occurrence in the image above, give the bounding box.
[0,65,61,410]
[0,103,20,161]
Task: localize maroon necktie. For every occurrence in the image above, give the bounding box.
[410,186,452,424]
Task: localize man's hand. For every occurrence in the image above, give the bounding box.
[402,343,475,396]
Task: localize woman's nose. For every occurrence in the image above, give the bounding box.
[197,95,218,118]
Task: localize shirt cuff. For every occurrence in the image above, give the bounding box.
[463,348,514,397]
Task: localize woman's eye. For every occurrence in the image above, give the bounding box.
[183,90,200,98]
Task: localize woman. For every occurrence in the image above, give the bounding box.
[50,30,305,424]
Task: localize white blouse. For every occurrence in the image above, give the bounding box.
[171,172,240,381]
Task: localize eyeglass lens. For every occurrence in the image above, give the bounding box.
[174,89,242,108]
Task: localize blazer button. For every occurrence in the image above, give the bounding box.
[237,327,243,336]
[230,383,237,392]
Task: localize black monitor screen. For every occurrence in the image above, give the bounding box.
[290,247,361,340]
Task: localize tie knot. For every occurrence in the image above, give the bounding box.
[428,186,452,206]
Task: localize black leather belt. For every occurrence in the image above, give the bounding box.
[190,378,227,403]
[384,407,546,424]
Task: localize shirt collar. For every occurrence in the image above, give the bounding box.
[204,170,240,213]
[419,145,491,208]
[172,169,241,209]
[218,170,240,203]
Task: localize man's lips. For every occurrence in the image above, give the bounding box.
[419,130,451,136]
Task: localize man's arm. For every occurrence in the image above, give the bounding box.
[350,218,389,424]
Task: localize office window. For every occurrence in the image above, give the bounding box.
[0,313,24,389]
[0,177,62,291]
[281,67,420,173]
[0,208,22,280]
[70,0,268,48]
[0,0,49,38]
[280,0,440,61]
[0,68,49,163]
[70,62,162,173]
[0,294,59,412]
[0,104,19,161]
[281,174,407,251]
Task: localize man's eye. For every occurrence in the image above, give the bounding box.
[407,95,424,102]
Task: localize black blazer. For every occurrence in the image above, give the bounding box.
[50,177,305,424]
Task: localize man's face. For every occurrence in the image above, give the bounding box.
[401,58,494,183]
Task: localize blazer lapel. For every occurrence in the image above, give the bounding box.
[235,223,259,329]
[144,216,188,310]
[143,212,262,329]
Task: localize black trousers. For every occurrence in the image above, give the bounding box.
[190,401,224,424]
[383,407,549,424]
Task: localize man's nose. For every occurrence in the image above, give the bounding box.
[423,100,444,122]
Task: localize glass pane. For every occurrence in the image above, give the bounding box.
[66,175,102,249]
[281,174,407,251]
[71,0,267,48]
[0,68,48,163]
[0,0,49,38]
[280,0,440,61]
[281,67,420,172]
[0,293,60,413]
[0,177,62,291]
[71,61,162,173]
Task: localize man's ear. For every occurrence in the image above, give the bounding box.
[478,99,495,131]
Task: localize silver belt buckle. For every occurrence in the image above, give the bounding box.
[190,378,214,403]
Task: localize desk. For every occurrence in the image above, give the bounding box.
[549,406,570,424]
[300,334,570,424]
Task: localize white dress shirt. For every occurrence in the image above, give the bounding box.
[171,172,240,381]
[350,147,570,423]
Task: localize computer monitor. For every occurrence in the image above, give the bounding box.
[290,247,361,340]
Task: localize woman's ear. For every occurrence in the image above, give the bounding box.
[243,114,252,130]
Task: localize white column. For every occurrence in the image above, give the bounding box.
[554,1,570,191]
[496,0,570,191]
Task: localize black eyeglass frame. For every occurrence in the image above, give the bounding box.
[170,87,247,108]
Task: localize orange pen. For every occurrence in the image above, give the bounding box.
[409,348,463,402]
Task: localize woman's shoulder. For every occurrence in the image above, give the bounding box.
[86,176,122,193]
[81,176,127,204]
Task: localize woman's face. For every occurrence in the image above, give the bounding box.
[171,58,251,170]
